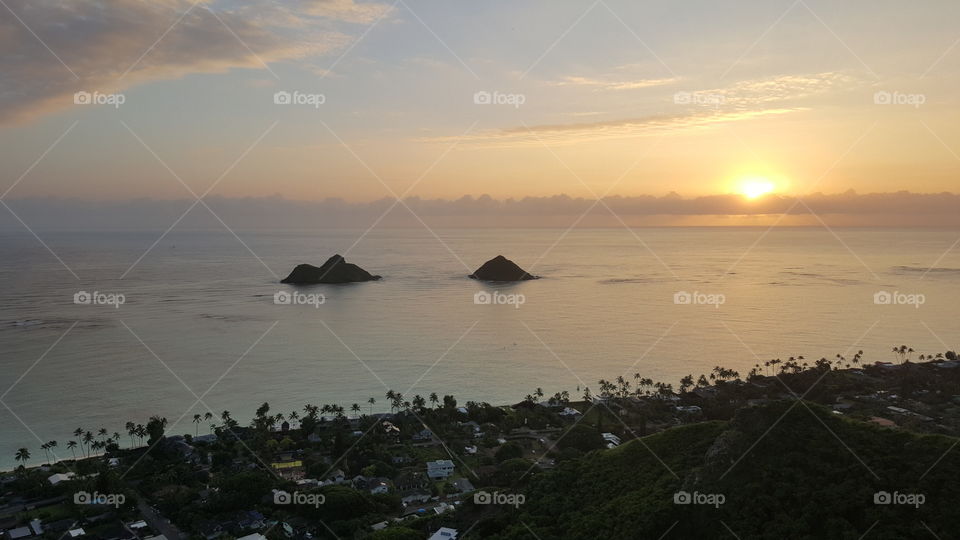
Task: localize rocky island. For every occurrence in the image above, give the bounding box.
[280,254,381,284]
[469,255,538,281]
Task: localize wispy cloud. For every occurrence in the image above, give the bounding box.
[550,75,680,91]
[0,0,392,124]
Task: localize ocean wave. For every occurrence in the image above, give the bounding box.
[893,265,960,274]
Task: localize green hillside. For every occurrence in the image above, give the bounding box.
[479,402,960,539]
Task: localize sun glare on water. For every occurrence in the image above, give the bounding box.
[739,178,776,199]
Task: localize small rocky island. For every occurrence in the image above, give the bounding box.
[469,255,538,281]
[280,254,382,284]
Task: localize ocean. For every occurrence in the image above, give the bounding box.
[1,227,958,470]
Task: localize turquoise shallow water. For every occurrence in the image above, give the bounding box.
[1,227,958,470]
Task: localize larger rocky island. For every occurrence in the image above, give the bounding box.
[280,254,382,284]
[469,255,539,281]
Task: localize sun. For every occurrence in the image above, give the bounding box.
[738,177,776,199]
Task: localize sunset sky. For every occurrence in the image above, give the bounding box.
[2,0,959,207]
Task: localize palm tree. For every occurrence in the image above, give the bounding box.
[14,448,30,471]
[97,428,108,443]
[351,403,361,417]
[204,412,214,433]
[67,441,78,459]
[125,422,136,447]
[193,414,202,436]
[40,443,50,465]
[47,441,58,464]
[82,432,94,457]
[367,397,376,415]
[429,393,439,408]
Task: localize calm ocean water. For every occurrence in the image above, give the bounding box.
[1,227,958,470]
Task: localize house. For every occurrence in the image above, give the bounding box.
[675,405,702,414]
[601,433,621,448]
[464,445,477,455]
[412,428,433,442]
[456,407,469,415]
[395,471,429,491]
[66,529,85,538]
[368,478,390,495]
[6,527,33,540]
[326,469,346,484]
[47,472,75,485]
[449,477,475,494]
[400,489,431,506]
[370,522,388,531]
[426,460,454,479]
[428,527,458,540]
[236,534,268,540]
[270,459,305,481]
[558,407,581,418]
[461,421,481,434]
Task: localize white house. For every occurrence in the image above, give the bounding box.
[428,528,458,540]
[426,459,455,479]
[236,534,268,540]
[47,472,76,485]
[601,433,621,448]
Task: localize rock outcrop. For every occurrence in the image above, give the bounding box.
[281,255,381,284]
[468,255,538,281]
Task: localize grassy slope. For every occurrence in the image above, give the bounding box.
[486,403,960,539]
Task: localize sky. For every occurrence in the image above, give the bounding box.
[1,0,959,221]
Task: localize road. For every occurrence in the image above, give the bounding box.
[137,499,183,540]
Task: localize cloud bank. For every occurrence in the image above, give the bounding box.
[3,191,958,229]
